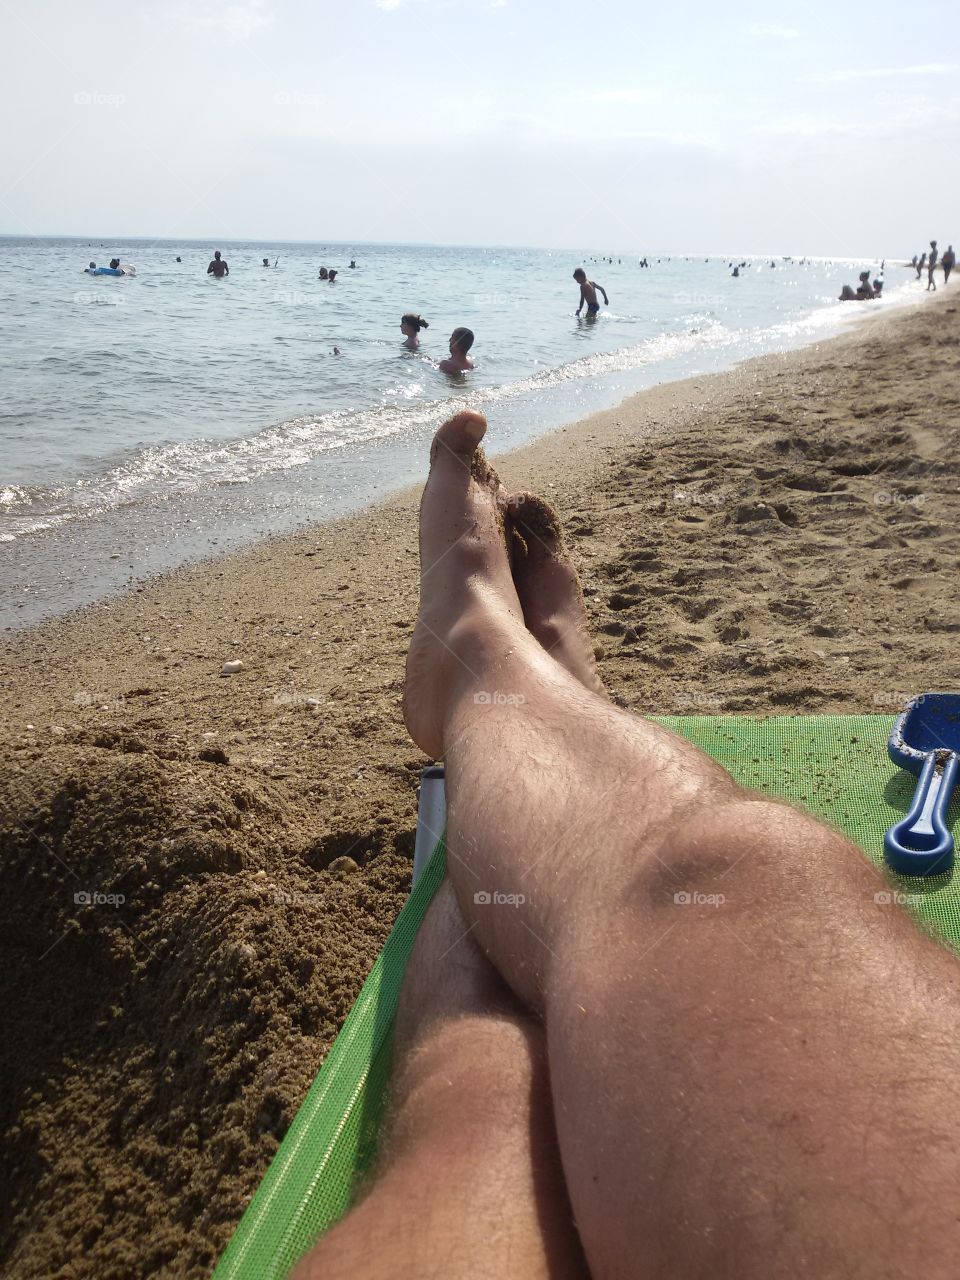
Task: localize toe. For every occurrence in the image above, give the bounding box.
[506,493,606,696]
[429,410,487,471]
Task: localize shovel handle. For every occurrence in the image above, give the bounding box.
[884,751,959,877]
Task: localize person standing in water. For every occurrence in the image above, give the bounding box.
[942,245,955,285]
[439,327,474,373]
[573,267,608,316]
[401,314,429,350]
[927,241,938,291]
[207,250,229,278]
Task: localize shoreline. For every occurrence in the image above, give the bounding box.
[0,280,931,637]
[2,292,959,1278]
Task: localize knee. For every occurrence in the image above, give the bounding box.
[629,795,856,914]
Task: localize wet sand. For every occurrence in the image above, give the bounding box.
[2,294,959,1277]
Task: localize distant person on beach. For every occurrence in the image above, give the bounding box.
[911,255,918,273]
[401,313,429,350]
[439,327,474,373]
[731,266,740,277]
[943,245,955,284]
[262,258,270,267]
[349,260,357,269]
[916,253,926,279]
[927,241,939,291]
[318,267,328,279]
[176,256,182,263]
[207,251,228,279]
[328,269,338,283]
[573,267,608,316]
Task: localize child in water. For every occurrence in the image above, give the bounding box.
[401,313,429,350]
[573,267,608,316]
[439,327,474,373]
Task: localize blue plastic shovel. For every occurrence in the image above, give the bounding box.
[885,693,960,877]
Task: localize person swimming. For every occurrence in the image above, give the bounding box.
[318,267,328,279]
[573,267,608,316]
[207,250,229,278]
[438,327,474,373]
[401,313,429,350]
[328,269,338,282]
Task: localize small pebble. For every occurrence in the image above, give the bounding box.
[328,856,359,876]
[221,660,244,676]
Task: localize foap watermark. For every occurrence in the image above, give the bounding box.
[474,890,526,907]
[872,691,924,709]
[674,890,726,907]
[74,90,125,108]
[272,290,322,306]
[673,487,728,507]
[674,291,722,308]
[674,690,724,711]
[74,688,126,710]
[472,292,518,308]
[270,688,324,708]
[874,890,923,907]
[74,890,125,907]
[873,490,925,508]
[474,691,526,706]
[73,292,124,307]
[274,91,324,107]
[273,889,325,907]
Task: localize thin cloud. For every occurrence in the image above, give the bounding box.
[745,23,799,38]
[802,62,959,83]
[375,0,405,8]
[166,1,275,38]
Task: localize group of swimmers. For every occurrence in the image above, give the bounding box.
[83,257,128,276]
[839,270,885,302]
[399,268,609,374]
[400,315,474,373]
[912,241,955,291]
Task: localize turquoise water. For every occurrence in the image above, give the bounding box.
[0,236,918,627]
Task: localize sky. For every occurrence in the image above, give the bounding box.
[0,0,957,255]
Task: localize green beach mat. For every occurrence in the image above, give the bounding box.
[213,715,960,1280]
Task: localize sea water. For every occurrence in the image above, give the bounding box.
[0,236,922,627]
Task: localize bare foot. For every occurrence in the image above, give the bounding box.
[403,411,526,758]
[507,492,606,697]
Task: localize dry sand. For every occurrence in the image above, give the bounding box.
[2,295,959,1277]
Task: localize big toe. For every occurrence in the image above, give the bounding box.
[429,410,488,473]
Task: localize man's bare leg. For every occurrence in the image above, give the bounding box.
[404,410,960,1279]
[291,506,599,1279]
[291,881,587,1279]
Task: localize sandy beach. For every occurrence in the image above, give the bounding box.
[2,293,959,1278]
